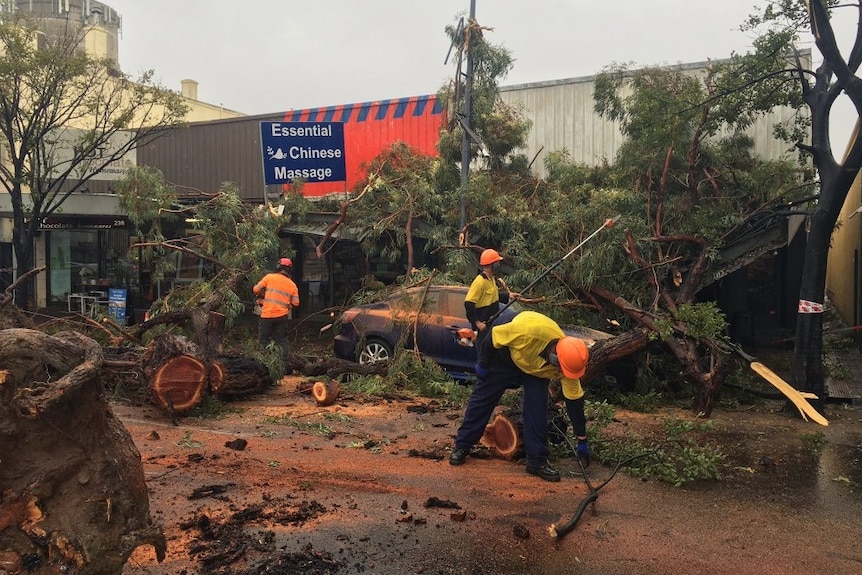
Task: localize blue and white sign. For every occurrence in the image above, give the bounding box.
[260,122,346,185]
[107,287,127,325]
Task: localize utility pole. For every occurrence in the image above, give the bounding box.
[459,0,476,244]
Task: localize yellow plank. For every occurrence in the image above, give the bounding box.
[750,362,829,426]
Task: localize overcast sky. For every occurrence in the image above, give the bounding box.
[106,0,858,144]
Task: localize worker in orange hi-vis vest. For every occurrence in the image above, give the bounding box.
[253,257,300,377]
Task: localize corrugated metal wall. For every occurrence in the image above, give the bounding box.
[138,96,446,202]
[281,95,445,197]
[137,112,284,203]
[138,55,809,201]
[501,75,625,169]
[500,55,809,176]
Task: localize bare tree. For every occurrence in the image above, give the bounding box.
[742,0,862,403]
[0,15,187,308]
[790,0,862,403]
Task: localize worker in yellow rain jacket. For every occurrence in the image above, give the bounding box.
[253,257,300,377]
[449,311,590,482]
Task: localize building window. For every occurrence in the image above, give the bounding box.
[47,228,133,305]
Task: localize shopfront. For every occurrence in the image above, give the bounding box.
[38,215,139,317]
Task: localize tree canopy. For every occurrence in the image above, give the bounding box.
[0,15,188,307]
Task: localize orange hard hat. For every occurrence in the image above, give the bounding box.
[278,257,293,267]
[555,337,589,379]
[480,249,503,266]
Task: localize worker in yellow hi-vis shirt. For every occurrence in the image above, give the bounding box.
[464,249,519,348]
[449,311,590,482]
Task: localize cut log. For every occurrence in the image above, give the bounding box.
[0,328,166,573]
[480,412,524,460]
[210,354,273,398]
[141,336,276,414]
[141,334,200,380]
[149,354,208,415]
[312,380,341,406]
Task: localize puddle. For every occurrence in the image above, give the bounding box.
[815,438,862,516]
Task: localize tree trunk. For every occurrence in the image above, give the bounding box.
[0,328,166,574]
[147,354,209,415]
[582,328,649,384]
[141,335,275,414]
[141,335,207,415]
[791,206,833,411]
[210,354,273,398]
[0,298,30,329]
[10,222,33,309]
[191,309,226,358]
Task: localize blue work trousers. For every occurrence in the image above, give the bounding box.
[455,369,550,468]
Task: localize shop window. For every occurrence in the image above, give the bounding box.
[49,230,99,303]
[47,229,134,306]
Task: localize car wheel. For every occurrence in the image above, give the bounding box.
[358,338,393,365]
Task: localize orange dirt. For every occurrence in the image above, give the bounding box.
[115,372,862,575]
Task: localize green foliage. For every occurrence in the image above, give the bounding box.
[441,17,525,170]
[387,352,471,402]
[322,412,354,423]
[653,302,728,342]
[262,414,335,438]
[116,169,305,348]
[341,375,397,398]
[584,403,725,486]
[347,143,444,271]
[823,355,849,380]
[614,390,665,413]
[586,399,617,427]
[188,396,244,420]
[338,348,471,406]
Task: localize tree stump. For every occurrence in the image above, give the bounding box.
[312,380,341,406]
[480,411,524,460]
[0,328,166,574]
[140,334,199,378]
[141,335,274,414]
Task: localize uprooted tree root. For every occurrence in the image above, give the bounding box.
[0,328,166,574]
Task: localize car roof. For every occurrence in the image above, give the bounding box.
[389,284,467,297]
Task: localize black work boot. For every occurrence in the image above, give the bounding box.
[449,447,469,466]
[526,463,561,482]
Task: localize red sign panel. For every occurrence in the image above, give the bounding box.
[281,95,445,198]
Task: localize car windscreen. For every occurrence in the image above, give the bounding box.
[436,289,523,319]
[388,290,440,314]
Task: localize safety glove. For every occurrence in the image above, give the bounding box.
[576,438,591,467]
[474,363,490,381]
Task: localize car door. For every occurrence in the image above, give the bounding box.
[426,288,476,374]
[417,287,476,372]
[406,288,443,359]
[383,288,454,362]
